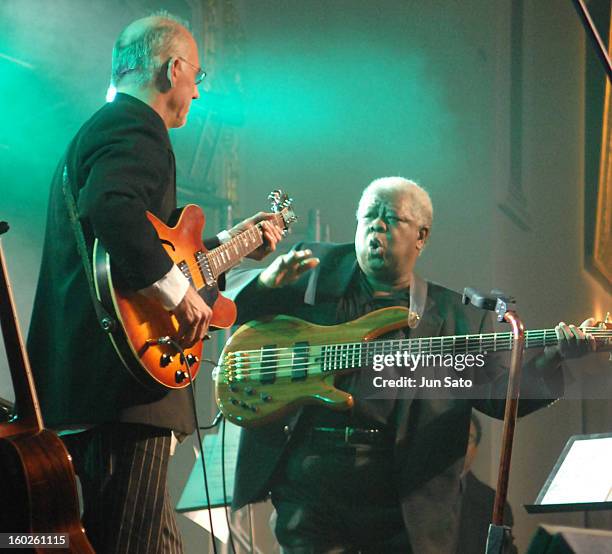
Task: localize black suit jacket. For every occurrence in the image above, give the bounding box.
[225,241,560,553]
[27,93,216,433]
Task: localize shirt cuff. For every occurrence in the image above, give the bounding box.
[138,264,190,310]
[217,229,232,244]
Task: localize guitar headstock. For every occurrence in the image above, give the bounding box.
[591,313,612,356]
[268,189,297,234]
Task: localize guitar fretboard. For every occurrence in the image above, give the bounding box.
[317,329,562,372]
[205,211,286,279]
[224,327,611,381]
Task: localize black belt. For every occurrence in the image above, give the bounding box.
[308,426,393,447]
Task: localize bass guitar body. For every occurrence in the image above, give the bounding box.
[0,430,93,553]
[214,307,410,427]
[94,204,237,389]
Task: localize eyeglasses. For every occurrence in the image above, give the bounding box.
[177,56,206,85]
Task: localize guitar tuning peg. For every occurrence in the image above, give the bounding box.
[268,190,283,213]
[599,312,612,330]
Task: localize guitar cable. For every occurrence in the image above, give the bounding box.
[162,338,219,554]
[199,410,223,430]
[194,364,237,554]
[161,338,239,554]
[195,409,237,554]
[221,415,238,554]
[198,365,237,554]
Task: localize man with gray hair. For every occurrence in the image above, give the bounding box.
[28,12,281,553]
[225,176,594,552]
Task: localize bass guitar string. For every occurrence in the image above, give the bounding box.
[223,329,610,358]
[217,330,611,379]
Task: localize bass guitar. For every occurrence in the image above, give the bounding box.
[213,306,612,427]
[0,225,94,552]
[94,191,296,390]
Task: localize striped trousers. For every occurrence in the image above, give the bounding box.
[62,423,184,554]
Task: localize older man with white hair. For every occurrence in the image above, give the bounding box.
[225,176,593,553]
[28,11,281,553]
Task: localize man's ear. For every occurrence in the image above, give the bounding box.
[166,57,175,88]
[417,227,430,253]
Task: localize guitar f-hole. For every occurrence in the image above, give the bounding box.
[159,238,176,251]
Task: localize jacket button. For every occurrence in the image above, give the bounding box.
[283,425,291,436]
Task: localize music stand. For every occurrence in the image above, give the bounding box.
[525,432,612,514]
[177,424,240,510]
[175,422,241,543]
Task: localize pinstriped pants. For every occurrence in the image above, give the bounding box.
[62,423,184,554]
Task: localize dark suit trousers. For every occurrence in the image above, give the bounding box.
[62,423,183,554]
[270,434,411,554]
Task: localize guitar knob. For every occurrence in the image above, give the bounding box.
[185,354,199,366]
[175,370,188,383]
[244,387,256,396]
[260,393,272,402]
[160,354,174,368]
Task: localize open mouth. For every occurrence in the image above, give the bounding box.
[368,237,384,256]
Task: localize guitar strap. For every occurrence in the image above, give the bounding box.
[304,254,427,329]
[61,165,117,333]
[408,272,427,329]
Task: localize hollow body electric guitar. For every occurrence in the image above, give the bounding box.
[94,191,296,390]
[214,307,612,427]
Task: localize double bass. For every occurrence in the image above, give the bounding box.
[0,223,94,553]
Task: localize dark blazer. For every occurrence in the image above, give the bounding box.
[27,93,216,434]
[225,241,560,553]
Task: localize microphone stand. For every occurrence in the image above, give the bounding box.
[462,289,525,554]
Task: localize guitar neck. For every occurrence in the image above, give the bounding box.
[314,328,611,373]
[205,211,286,279]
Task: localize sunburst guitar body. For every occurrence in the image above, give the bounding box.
[94,191,296,390]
